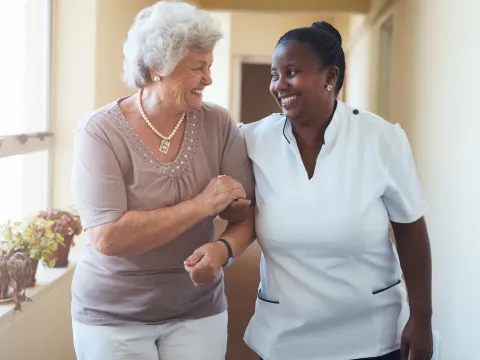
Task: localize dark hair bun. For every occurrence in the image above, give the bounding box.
[311,21,342,46]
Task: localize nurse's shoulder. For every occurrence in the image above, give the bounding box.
[344,103,407,158]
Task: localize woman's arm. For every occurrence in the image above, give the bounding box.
[392,217,433,360]
[392,217,432,317]
[91,176,247,257]
[380,125,433,360]
[90,198,204,257]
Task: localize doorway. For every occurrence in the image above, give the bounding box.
[240,63,280,124]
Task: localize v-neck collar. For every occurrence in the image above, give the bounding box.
[283,100,344,149]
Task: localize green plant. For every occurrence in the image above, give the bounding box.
[1,218,64,268]
[36,209,82,240]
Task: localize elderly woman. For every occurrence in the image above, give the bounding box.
[70,2,254,359]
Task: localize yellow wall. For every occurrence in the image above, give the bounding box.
[346,1,480,358]
[94,0,157,108]
[198,0,370,13]
[345,18,380,113]
[230,12,332,57]
[51,0,97,209]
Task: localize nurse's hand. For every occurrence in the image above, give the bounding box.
[218,198,251,223]
[401,315,433,360]
[183,242,228,287]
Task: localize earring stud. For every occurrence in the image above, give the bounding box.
[326,84,333,92]
[153,75,160,82]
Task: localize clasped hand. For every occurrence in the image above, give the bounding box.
[185,175,249,286]
[184,241,228,287]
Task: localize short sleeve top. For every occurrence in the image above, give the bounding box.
[71,98,254,326]
[242,101,427,360]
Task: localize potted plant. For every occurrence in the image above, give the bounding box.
[0,240,32,310]
[1,218,64,287]
[0,247,11,301]
[36,209,82,268]
[6,251,32,310]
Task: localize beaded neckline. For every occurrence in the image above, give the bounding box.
[110,104,201,178]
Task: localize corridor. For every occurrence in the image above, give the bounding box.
[0,1,478,359]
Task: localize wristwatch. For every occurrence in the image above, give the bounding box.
[217,239,234,267]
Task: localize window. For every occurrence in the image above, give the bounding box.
[0,151,50,225]
[0,0,52,223]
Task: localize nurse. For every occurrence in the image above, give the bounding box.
[241,21,433,360]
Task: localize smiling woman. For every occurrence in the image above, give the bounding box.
[242,21,433,360]
[70,2,255,360]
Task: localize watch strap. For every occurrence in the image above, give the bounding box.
[217,239,233,267]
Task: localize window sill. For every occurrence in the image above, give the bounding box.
[0,236,85,329]
[0,218,226,328]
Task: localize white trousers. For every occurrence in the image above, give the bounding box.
[72,311,228,360]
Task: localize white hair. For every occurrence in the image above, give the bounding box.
[122,1,223,89]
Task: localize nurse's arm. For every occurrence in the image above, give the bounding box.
[391,217,433,359]
[217,206,256,259]
[184,207,255,286]
[391,216,433,318]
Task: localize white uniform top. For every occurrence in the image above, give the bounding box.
[242,101,428,360]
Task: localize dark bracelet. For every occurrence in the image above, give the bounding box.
[217,239,234,267]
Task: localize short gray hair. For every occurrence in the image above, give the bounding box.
[122,1,223,89]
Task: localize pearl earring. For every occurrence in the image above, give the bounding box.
[326,84,333,92]
[153,75,160,82]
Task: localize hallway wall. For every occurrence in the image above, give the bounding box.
[346,1,480,358]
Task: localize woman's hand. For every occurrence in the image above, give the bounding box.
[194,175,247,216]
[219,198,251,223]
[401,314,433,360]
[184,241,228,286]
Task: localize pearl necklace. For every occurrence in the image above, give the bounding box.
[136,89,185,154]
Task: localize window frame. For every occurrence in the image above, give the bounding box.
[0,0,53,208]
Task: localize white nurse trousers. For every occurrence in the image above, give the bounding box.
[72,311,228,360]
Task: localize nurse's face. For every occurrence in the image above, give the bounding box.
[270,41,337,125]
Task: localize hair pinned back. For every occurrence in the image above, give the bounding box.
[311,21,342,46]
[277,21,346,93]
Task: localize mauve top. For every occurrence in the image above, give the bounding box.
[70,98,254,326]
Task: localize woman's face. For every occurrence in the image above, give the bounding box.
[158,51,213,112]
[270,41,337,125]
